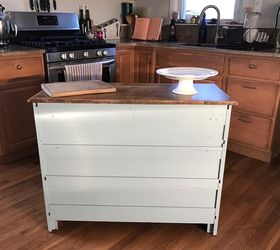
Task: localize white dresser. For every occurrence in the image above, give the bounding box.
[30,83,236,235]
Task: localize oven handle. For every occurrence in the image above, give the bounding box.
[48,59,115,71]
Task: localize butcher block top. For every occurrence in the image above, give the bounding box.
[28,83,238,105]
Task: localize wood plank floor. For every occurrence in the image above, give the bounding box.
[0,152,280,250]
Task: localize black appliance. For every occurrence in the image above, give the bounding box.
[8,11,116,83]
[121,2,133,24]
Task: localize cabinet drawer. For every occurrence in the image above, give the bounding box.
[0,57,43,81]
[229,112,272,149]
[228,57,280,81]
[157,51,224,73]
[42,145,222,178]
[37,103,227,147]
[227,78,277,117]
[47,176,218,208]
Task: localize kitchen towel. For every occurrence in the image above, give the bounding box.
[64,62,102,82]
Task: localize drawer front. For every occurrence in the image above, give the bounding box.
[42,145,222,178]
[228,57,280,81]
[0,57,43,81]
[227,78,277,117]
[36,103,227,147]
[50,205,216,224]
[157,51,224,73]
[229,112,272,149]
[47,176,218,208]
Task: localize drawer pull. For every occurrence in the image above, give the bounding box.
[238,118,252,124]
[16,65,22,70]
[242,85,257,90]
[248,64,257,69]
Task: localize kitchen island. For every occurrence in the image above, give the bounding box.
[29,83,237,235]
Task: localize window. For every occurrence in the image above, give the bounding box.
[182,0,236,20]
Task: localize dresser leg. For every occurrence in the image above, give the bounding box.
[47,217,58,232]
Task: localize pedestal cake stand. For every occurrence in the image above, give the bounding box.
[156,67,218,95]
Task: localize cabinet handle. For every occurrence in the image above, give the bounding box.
[238,118,252,124]
[242,85,257,90]
[248,63,257,69]
[16,64,22,70]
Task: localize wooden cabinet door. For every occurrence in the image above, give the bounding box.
[116,48,134,83]
[134,48,154,83]
[0,79,41,154]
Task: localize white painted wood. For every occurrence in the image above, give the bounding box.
[33,104,58,232]
[36,103,227,146]
[47,176,218,208]
[42,145,222,178]
[212,105,232,236]
[33,102,233,235]
[50,205,216,224]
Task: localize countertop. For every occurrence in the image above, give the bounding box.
[29,83,238,105]
[113,39,280,58]
[0,45,45,57]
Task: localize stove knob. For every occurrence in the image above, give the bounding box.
[60,53,67,60]
[102,50,109,56]
[83,51,89,58]
[68,52,75,59]
[96,50,103,57]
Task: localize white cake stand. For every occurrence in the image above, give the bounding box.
[156,67,218,95]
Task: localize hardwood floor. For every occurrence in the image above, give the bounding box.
[0,152,280,250]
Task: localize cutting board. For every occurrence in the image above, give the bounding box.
[41,80,116,97]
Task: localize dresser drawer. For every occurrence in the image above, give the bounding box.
[157,50,224,73]
[47,176,219,208]
[0,57,43,81]
[228,57,280,81]
[227,78,277,117]
[229,112,272,149]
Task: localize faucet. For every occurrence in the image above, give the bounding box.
[198,5,222,44]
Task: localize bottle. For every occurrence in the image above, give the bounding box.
[198,13,207,43]
[185,10,192,24]
[79,5,86,36]
[168,18,177,42]
[85,7,92,34]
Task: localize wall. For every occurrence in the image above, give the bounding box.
[134,0,279,28]
[0,0,128,25]
[133,0,171,23]
[1,0,278,27]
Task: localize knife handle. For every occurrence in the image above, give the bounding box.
[29,0,34,10]
[35,0,39,12]
[47,0,51,12]
[53,0,57,10]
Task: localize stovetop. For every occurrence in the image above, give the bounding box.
[20,36,116,53]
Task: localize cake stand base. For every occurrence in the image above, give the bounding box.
[172,79,198,95]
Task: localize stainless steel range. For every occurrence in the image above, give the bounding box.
[9,11,116,83]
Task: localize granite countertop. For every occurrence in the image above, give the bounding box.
[0,45,45,56]
[113,39,280,58]
[29,83,238,105]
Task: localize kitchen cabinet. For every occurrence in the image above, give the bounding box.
[116,47,134,83]
[155,48,224,89]
[134,47,155,83]
[30,83,236,235]
[225,55,280,162]
[116,46,155,84]
[0,51,45,163]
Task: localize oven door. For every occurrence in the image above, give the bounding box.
[46,57,115,83]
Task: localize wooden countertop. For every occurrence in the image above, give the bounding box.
[29,83,238,105]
